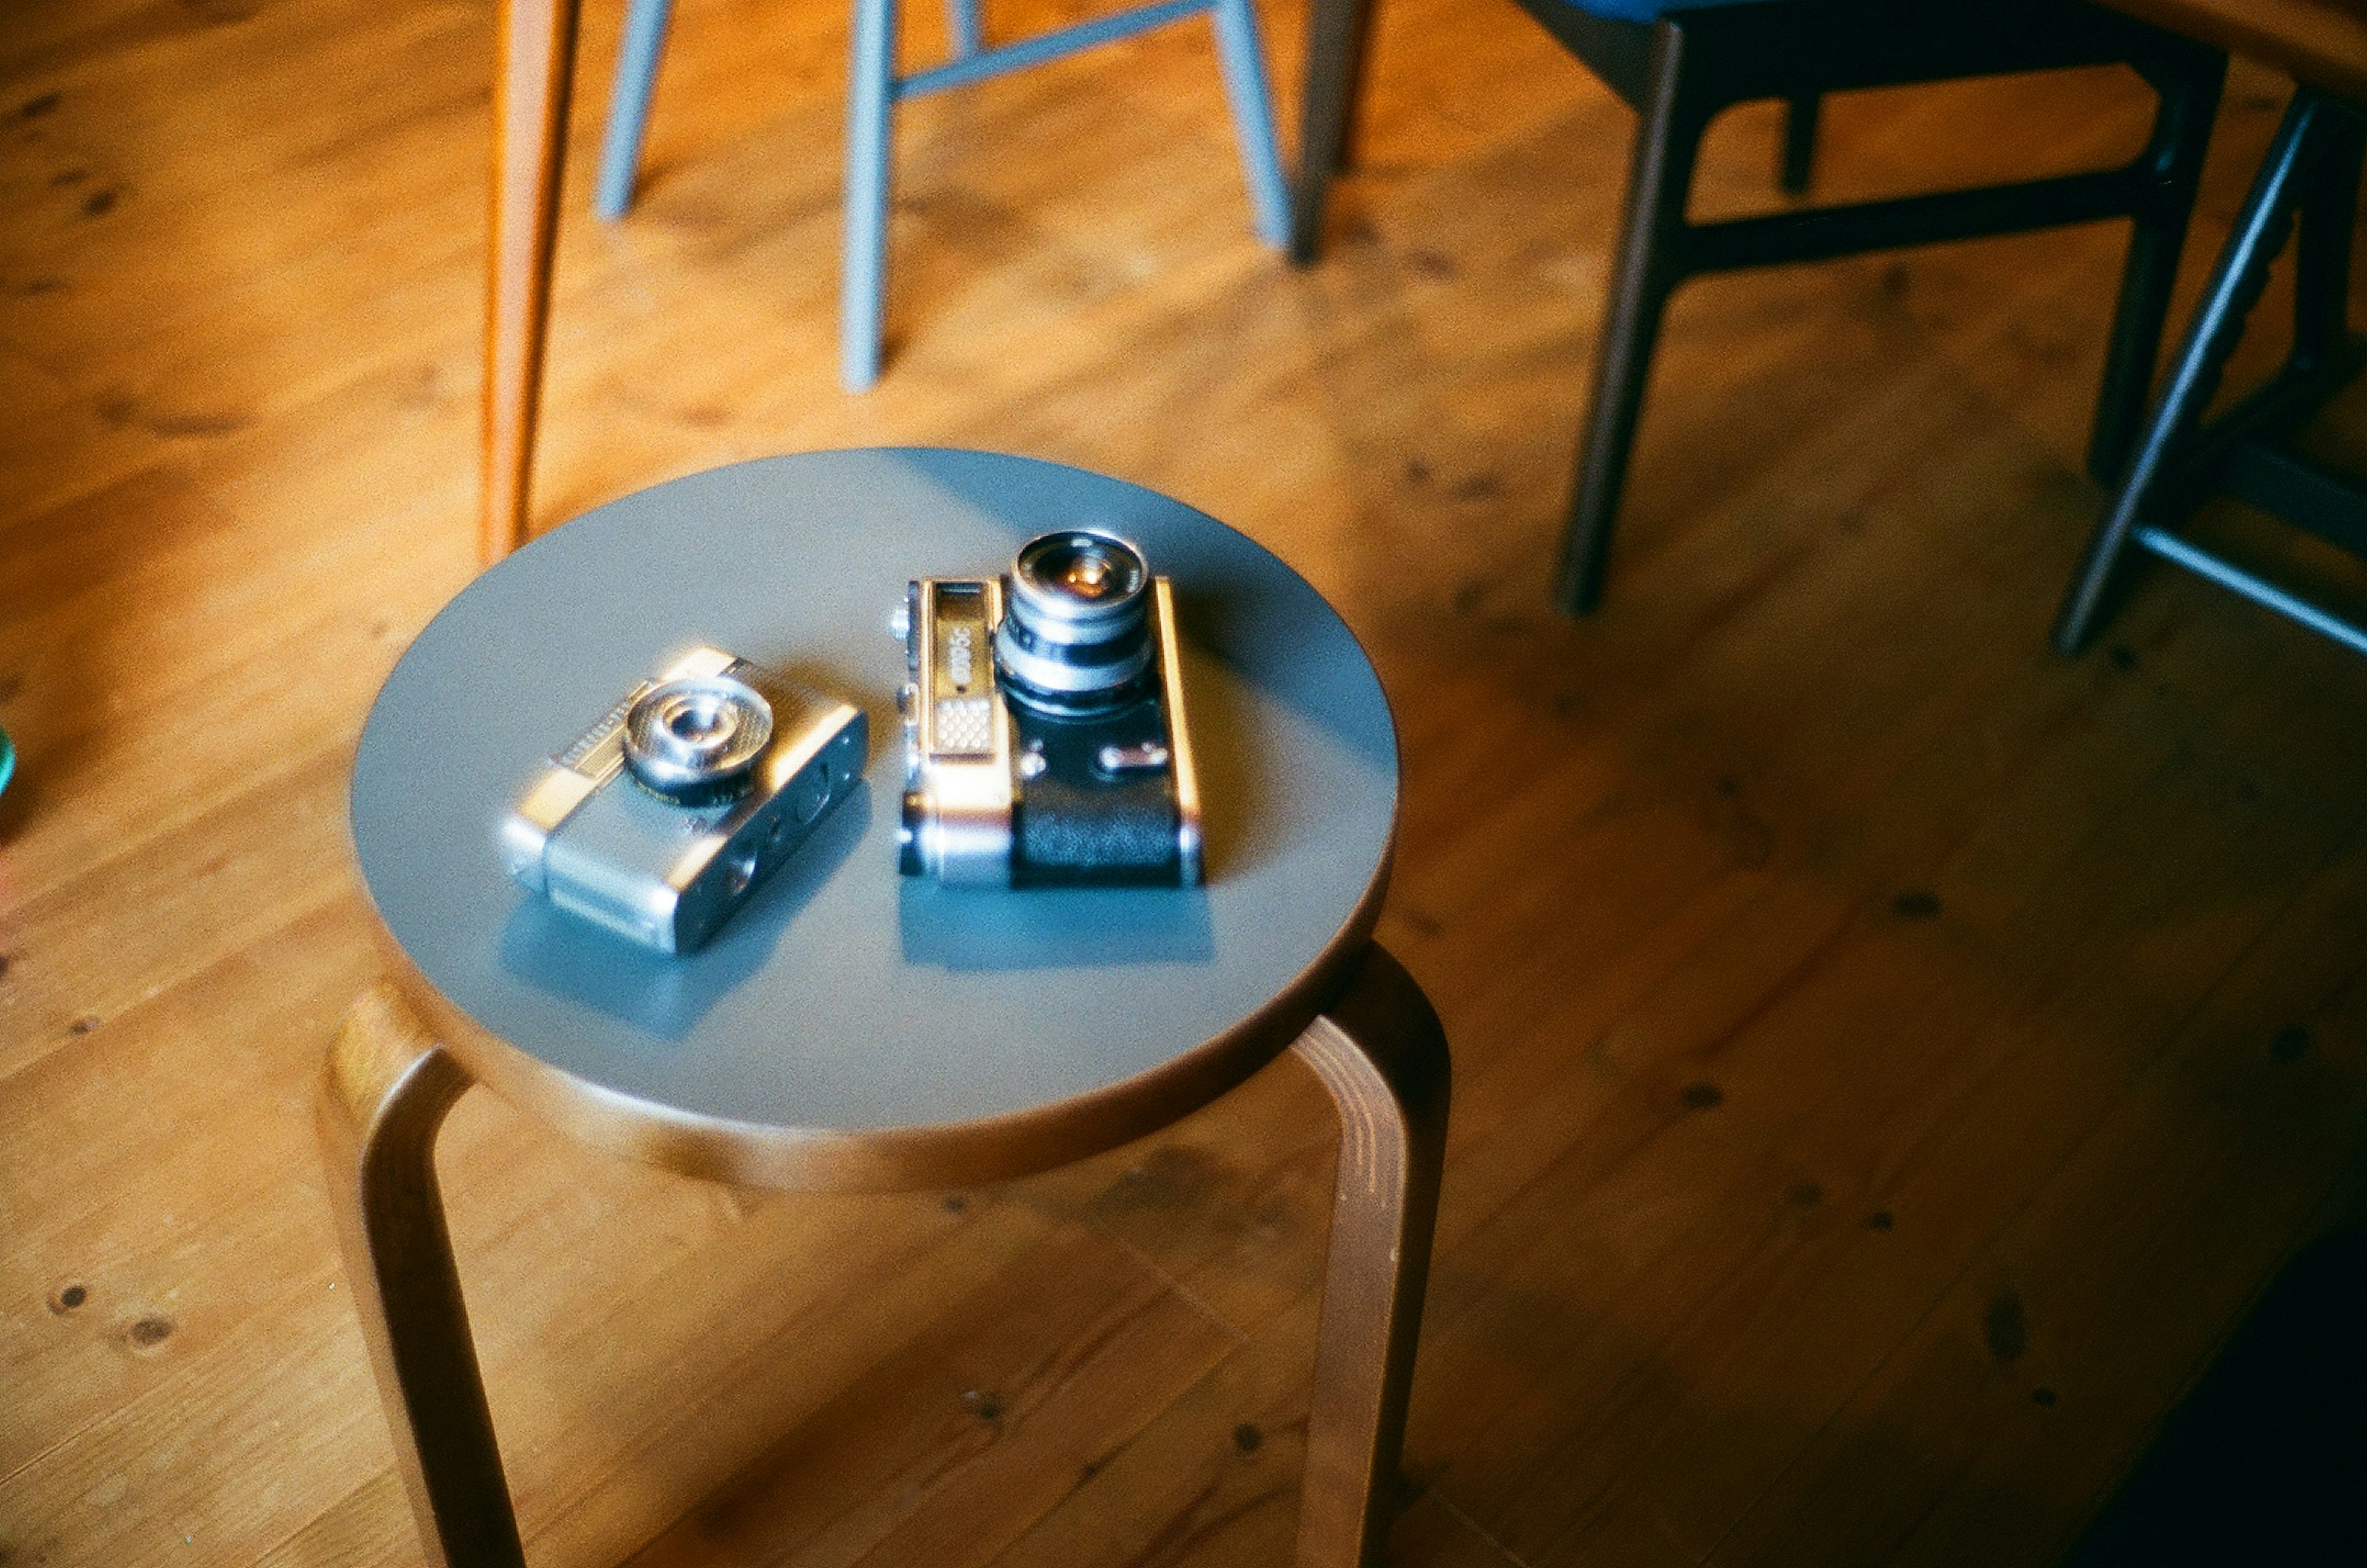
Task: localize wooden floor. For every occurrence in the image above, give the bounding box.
[7,0,2367,1563]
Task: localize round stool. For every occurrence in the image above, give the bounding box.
[323,449,1448,1568]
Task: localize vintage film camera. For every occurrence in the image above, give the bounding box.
[896,529,1203,888]
[500,647,869,952]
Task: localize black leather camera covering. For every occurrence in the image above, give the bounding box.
[1008,693,1182,886]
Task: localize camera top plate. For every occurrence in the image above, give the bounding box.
[351,449,1397,1191]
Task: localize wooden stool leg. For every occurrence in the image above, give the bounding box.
[1291,945,1450,1568]
[483,0,584,563]
[319,988,526,1568]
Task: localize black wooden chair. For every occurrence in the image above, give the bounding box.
[1291,0,2228,615]
[2054,87,2367,658]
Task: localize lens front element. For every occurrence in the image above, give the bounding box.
[624,673,774,801]
[997,529,1155,705]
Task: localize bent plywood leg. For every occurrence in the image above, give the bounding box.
[1291,945,1450,1568]
[319,987,526,1568]
[483,0,584,562]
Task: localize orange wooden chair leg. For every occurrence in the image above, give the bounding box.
[1291,945,1451,1568]
[319,988,526,1568]
[482,0,584,563]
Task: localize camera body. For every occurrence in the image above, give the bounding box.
[897,530,1202,888]
[500,646,869,952]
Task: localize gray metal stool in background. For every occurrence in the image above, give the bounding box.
[593,0,1293,390]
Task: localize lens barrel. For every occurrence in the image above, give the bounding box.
[624,672,774,803]
[995,530,1154,708]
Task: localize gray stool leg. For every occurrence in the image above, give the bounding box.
[1291,946,1450,1568]
[2054,94,2326,655]
[946,0,980,57]
[595,0,676,219]
[1555,25,1712,616]
[319,989,525,1568]
[1288,0,1373,264]
[1211,0,1291,248]
[843,0,899,390]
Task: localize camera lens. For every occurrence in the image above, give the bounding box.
[623,673,774,802]
[996,529,1154,708]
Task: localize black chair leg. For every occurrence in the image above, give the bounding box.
[1291,0,1375,266]
[1779,92,1818,195]
[2054,94,2327,655]
[2291,108,2362,370]
[2085,49,2224,488]
[1556,28,1712,615]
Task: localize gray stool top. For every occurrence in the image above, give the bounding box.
[351,451,1398,1189]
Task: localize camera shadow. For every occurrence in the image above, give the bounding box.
[497,780,875,1040]
[896,879,1215,972]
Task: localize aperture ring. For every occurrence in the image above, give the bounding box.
[995,617,1154,696]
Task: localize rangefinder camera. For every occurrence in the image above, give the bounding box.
[499,647,869,953]
[896,528,1202,888]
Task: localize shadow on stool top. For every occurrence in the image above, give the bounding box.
[351,450,1399,1191]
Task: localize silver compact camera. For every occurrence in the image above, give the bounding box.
[896,529,1202,888]
[500,647,869,952]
